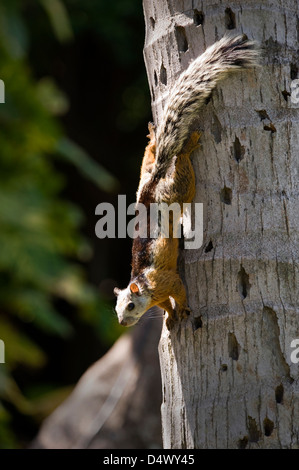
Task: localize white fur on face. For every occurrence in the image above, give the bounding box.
[115,285,152,327]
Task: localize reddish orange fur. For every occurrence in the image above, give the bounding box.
[143,131,200,328]
[140,122,156,179]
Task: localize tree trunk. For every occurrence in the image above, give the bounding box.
[143,0,299,449]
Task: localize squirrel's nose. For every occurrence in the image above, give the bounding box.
[120,319,127,326]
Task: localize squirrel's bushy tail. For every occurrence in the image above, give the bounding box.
[154,34,259,175]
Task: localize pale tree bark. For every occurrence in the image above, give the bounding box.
[143,0,299,448]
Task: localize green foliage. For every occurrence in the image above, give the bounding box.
[57,137,119,193]
[39,0,74,43]
[0,1,29,59]
[0,0,125,448]
[64,0,143,64]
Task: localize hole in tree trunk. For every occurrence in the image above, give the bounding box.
[175,26,188,52]
[263,123,277,133]
[220,186,232,205]
[275,384,284,404]
[193,316,203,330]
[256,109,270,121]
[233,136,245,162]
[204,240,213,253]
[149,17,155,29]
[228,332,240,360]
[237,266,251,299]
[225,8,236,29]
[193,10,204,26]
[264,417,274,436]
[282,90,291,101]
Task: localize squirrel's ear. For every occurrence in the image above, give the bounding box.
[130,283,140,295]
[114,287,121,296]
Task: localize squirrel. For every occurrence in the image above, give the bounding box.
[114,35,259,329]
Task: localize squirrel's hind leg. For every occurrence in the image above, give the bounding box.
[157,132,200,205]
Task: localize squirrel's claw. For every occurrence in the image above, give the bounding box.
[165,305,191,330]
[177,305,191,321]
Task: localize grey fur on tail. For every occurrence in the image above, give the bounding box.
[154,34,259,176]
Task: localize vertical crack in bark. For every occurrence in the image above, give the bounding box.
[282,198,290,238]
[237,265,251,299]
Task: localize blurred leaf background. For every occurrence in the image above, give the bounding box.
[0,0,150,447]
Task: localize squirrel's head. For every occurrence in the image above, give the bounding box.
[114,281,151,327]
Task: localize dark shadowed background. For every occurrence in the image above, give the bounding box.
[0,0,154,448]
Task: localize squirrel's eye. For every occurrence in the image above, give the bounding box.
[128,302,135,311]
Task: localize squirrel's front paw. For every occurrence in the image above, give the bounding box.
[165,305,191,330]
[166,305,191,329]
[176,305,191,321]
